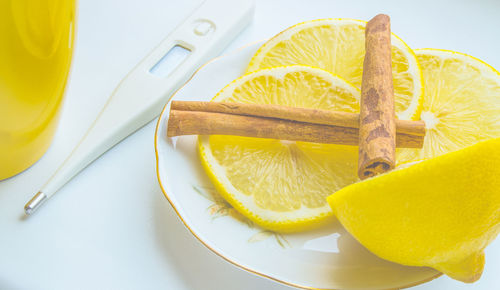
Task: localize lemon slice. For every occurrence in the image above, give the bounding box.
[397,49,500,164]
[328,138,500,283]
[246,19,423,120]
[199,65,361,232]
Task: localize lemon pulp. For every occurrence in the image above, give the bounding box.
[199,66,361,232]
[246,19,423,120]
[397,49,500,164]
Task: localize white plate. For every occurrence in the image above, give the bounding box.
[154,42,441,290]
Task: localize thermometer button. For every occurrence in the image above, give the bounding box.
[193,19,215,36]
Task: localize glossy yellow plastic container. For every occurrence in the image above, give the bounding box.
[0,0,76,179]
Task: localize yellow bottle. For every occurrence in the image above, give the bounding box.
[0,0,76,179]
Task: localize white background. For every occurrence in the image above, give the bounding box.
[1,0,499,289]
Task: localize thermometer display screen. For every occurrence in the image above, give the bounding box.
[150,45,191,77]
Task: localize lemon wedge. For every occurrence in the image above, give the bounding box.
[328,138,500,283]
[246,19,423,120]
[199,65,361,232]
[397,49,500,164]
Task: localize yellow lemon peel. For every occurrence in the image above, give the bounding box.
[328,138,500,283]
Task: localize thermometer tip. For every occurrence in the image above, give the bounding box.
[24,191,47,216]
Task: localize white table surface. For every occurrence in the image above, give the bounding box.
[1,0,499,289]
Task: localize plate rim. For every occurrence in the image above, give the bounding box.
[153,41,442,290]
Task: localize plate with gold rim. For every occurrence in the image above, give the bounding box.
[154,42,441,290]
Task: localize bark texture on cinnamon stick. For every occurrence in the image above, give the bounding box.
[169,109,362,145]
[358,14,396,179]
[167,101,425,148]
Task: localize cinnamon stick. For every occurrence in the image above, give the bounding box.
[171,101,425,136]
[167,101,425,148]
[169,110,362,145]
[358,14,396,179]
